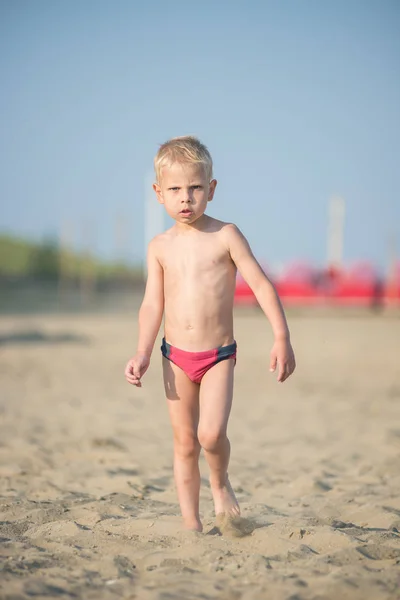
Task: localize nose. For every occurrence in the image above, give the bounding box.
[181,188,192,203]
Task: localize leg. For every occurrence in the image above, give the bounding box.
[163,357,202,531]
[198,359,240,517]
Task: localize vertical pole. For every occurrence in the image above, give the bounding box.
[80,219,96,306]
[58,220,73,308]
[144,172,164,277]
[114,212,129,282]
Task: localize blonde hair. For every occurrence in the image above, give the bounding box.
[154,136,213,183]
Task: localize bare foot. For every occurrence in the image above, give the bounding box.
[183,518,203,532]
[215,513,255,537]
[210,475,240,517]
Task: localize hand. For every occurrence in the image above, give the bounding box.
[269,338,296,383]
[124,353,150,387]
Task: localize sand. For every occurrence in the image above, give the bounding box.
[1,311,400,600]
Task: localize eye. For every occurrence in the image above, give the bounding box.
[169,187,179,191]
[192,185,203,190]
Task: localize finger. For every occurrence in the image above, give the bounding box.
[124,363,133,377]
[132,364,141,379]
[270,354,277,372]
[277,362,287,382]
[282,363,293,382]
[286,360,295,378]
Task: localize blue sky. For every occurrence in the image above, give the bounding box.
[1,0,399,269]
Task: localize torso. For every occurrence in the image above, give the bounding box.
[156,217,237,351]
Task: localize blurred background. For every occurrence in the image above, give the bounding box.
[1,6,400,597]
[1,0,399,313]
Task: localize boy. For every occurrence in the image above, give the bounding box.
[125,136,295,532]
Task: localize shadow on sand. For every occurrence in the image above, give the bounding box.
[0,330,90,346]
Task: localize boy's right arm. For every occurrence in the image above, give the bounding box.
[125,238,164,387]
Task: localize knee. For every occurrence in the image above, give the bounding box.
[198,429,227,453]
[174,432,200,459]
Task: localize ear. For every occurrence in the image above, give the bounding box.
[153,182,164,204]
[208,179,217,202]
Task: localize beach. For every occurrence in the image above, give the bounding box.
[1,310,400,600]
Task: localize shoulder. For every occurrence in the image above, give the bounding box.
[147,232,166,260]
[221,222,241,235]
[149,227,175,248]
[147,228,175,263]
[218,222,247,245]
[204,218,248,250]
[218,223,254,262]
[204,217,243,238]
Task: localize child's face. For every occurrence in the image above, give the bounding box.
[153,162,216,225]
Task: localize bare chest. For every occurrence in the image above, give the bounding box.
[161,239,234,282]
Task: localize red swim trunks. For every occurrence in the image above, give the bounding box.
[161,338,237,384]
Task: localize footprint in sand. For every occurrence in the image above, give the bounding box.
[215,513,255,537]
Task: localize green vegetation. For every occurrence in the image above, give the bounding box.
[0,233,142,282]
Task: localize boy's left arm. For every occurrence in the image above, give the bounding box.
[225,224,296,382]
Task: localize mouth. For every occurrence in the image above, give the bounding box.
[180,209,192,216]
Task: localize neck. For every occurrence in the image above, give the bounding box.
[174,214,209,232]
